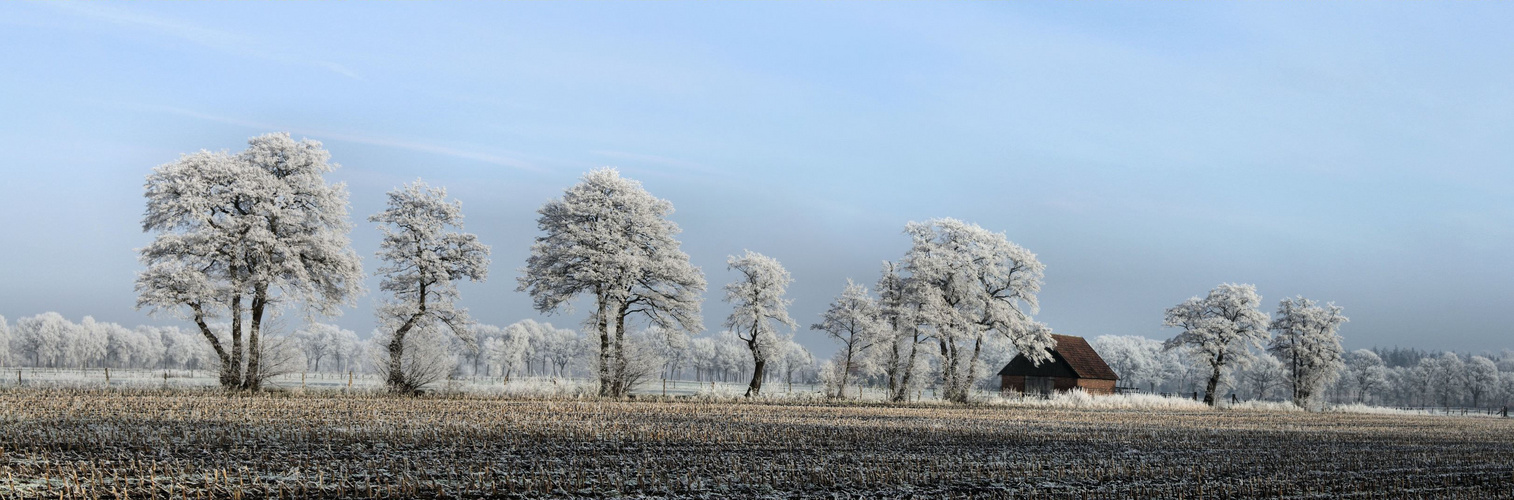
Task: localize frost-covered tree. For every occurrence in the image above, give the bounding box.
[1164,283,1270,406]
[644,325,691,381]
[102,321,162,369]
[1267,296,1347,408]
[519,168,706,397]
[875,261,932,402]
[1343,349,1388,404]
[71,317,110,368]
[485,330,531,382]
[724,251,798,397]
[327,327,360,373]
[1466,356,1499,408]
[369,324,455,392]
[1423,353,1467,408]
[775,341,815,392]
[136,133,363,390]
[536,324,584,379]
[293,324,331,372]
[1237,353,1286,401]
[811,280,881,399]
[0,315,8,367]
[903,218,1053,403]
[370,180,490,394]
[14,312,72,367]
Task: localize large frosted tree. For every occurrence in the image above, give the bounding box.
[903,218,1054,403]
[370,180,490,393]
[811,279,880,399]
[1164,283,1270,406]
[725,251,798,398]
[136,133,363,390]
[519,168,706,397]
[1267,296,1347,408]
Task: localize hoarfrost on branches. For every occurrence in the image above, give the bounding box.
[1267,296,1347,408]
[811,279,881,399]
[135,133,363,390]
[1465,355,1499,408]
[1163,283,1270,406]
[724,250,798,397]
[902,218,1053,403]
[518,168,706,397]
[1342,349,1388,404]
[370,180,490,393]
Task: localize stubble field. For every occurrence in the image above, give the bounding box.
[0,389,1510,499]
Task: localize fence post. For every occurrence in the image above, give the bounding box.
[301,372,306,391]
[348,371,353,390]
[16,370,20,386]
[105,367,110,386]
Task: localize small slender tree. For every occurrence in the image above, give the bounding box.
[370,180,490,394]
[724,251,797,397]
[811,280,881,399]
[1164,283,1270,406]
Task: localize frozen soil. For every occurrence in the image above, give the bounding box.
[0,389,1509,499]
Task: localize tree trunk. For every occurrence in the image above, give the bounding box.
[745,358,766,397]
[189,304,237,389]
[242,286,267,391]
[228,293,245,389]
[1204,357,1224,407]
[387,282,427,394]
[885,318,901,396]
[611,302,629,397]
[386,313,422,393]
[595,290,613,397]
[893,335,919,402]
[838,345,854,399]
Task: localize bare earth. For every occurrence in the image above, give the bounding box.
[0,389,1510,498]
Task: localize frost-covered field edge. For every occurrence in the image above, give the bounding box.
[1,367,1494,417]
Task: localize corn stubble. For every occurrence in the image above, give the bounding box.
[0,388,1509,498]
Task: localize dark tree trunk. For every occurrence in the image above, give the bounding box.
[228,293,245,389]
[610,301,629,397]
[190,304,237,389]
[745,358,766,397]
[387,282,427,394]
[893,336,919,402]
[595,289,613,397]
[1204,351,1226,406]
[242,286,267,391]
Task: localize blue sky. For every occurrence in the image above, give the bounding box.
[2,2,1513,353]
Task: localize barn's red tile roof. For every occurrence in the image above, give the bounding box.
[1050,334,1119,380]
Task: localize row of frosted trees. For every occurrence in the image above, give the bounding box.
[0,312,823,391]
[1092,332,1514,410]
[67,130,1511,405]
[129,132,1062,399]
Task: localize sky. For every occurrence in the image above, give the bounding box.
[2,2,1513,355]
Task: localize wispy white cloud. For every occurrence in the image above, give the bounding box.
[589,150,731,179]
[46,2,364,81]
[139,105,545,172]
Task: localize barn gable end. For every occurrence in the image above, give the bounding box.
[999,334,1118,396]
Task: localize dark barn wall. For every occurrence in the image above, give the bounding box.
[1000,376,1116,395]
[1076,379,1116,395]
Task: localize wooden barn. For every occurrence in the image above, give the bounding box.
[998,334,1119,396]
